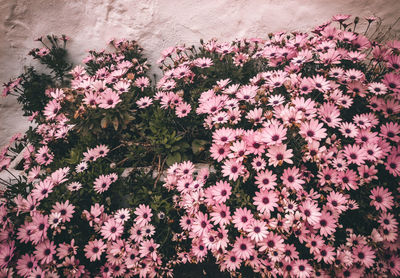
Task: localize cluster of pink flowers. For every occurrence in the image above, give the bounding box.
[0,142,167,277]
[1,15,400,277]
[0,39,171,277]
[145,16,400,277]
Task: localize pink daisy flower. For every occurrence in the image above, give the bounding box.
[84,239,106,262]
[386,153,400,177]
[369,186,394,212]
[210,203,231,226]
[315,211,337,237]
[34,240,56,264]
[192,211,212,237]
[327,191,347,213]
[175,102,191,118]
[193,57,213,68]
[339,122,359,138]
[255,169,277,190]
[56,239,77,259]
[52,200,75,223]
[352,244,376,268]
[93,174,112,193]
[315,244,335,264]
[134,204,153,226]
[251,156,267,172]
[67,182,82,191]
[380,122,400,142]
[253,189,279,214]
[282,166,305,191]
[43,99,61,120]
[98,89,121,109]
[232,235,255,260]
[292,259,313,278]
[114,208,130,224]
[245,219,268,242]
[212,127,235,145]
[318,102,342,128]
[16,254,38,277]
[299,119,327,143]
[224,250,242,271]
[343,144,367,165]
[221,159,244,181]
[311,75,331,92]
[211,180,232,203]
[100,218,124,241]
[31,179,54,201]
[299,199,321,225]
[262,124,287,145]
[210,144,230,162]
[35,146,54,166]
[266,144,293,166]
[259,232,285,253]
[136,96,153,108]
[336,169,359,191]
[134,76,150,91]
[232,207,254,231]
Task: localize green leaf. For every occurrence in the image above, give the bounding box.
[166,152,181,166]
[192,139,208,154]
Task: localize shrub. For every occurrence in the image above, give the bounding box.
[1,15,400,277]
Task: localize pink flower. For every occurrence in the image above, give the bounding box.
[0,242,14,268]
[293,259,313,278]
[210,203,231,226]
[266,144,293,166]
[221,159,244,181]
[299,199,321,225]
[192,211,212,237]
[343,144,367,165]
[98,89,121,109]
[93,174,112,193]
[210,143,230,162]
[262,124,287,145]
[255,169,277,190]
[299,119,327,143]
[232,207,254,231]
[369,186,394,212]
[134,76,150,91]
[224,250,242,271]
[232,235,254,260]
[175,102,191,118]
[35,146,54,166]
[211,180,232,203]
[100,218,123,241]
[57,239,77,259]
[84,239,106,262]
[282,166,305,191]
[134,204,153,226]
[245,219,268,242]
[34,240,56,264]
[43,99,61,120]
[16,254,38,277]
[352,245,376,268]
[136,96,153,108]
[253,189,279,214]
[52,200,75,223]
[31,179,54,201]
[314,211,337,237]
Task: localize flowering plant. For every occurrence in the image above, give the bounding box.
[1,15,400,277]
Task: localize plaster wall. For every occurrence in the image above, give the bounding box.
[1,0,399,146]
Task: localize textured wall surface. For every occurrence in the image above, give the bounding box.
[1,0,400,146]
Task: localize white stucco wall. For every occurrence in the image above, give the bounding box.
[1,0,399,146]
